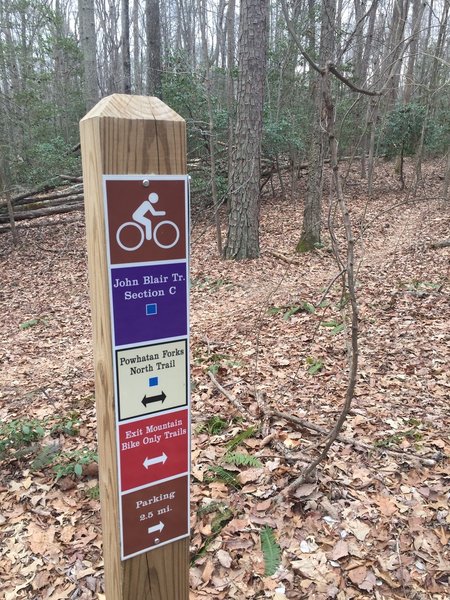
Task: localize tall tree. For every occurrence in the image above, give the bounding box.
[403,0,425,104]
[353,0,378,178]
[384,0,411,106]
[224,0,269,260]
[174,0,197,66]
[198,0,222,253]
[226,0,236,179]
[131,0,143,93]
[146,0,162,96]
[282,0,380,249]
[428,1,449,101]
[288,0,337,252]
[96,0,120,95]
[359,0,378,183]
[79,0,98,110]
[121,0,131,93]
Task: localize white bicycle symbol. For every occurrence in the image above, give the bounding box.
[116,192,180,251]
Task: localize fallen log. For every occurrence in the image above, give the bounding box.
[8,194,83,213]
[0,185,83,209]
[9,176,63,204]
[0,216,83,234]
[60,174,83,183]
[430,239,450,249]
[260,154,372,178]
[0,202,83,224]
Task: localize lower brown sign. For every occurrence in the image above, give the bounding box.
[121,475,189,558]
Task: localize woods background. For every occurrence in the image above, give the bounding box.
[1,2,450,598]
[0,0,449,249]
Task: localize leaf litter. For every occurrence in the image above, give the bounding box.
[0,160,449,598]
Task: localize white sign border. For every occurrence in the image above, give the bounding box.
[102,174,191,561]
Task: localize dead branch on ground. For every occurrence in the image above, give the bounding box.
[273,410,438,467]
[208,373,438,472]
[208,371,309,466]
[0,216,83,234]
[430,239,450,249]
[267,250,301,265]
[0,202,83,224]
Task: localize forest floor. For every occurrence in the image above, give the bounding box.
[0,159,449,600]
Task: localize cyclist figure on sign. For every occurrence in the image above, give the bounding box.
[116,190,179,251]
[132,192,165,241]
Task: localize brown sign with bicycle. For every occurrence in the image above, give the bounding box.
[104,177,188,265]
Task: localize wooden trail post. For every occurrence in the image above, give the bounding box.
[80,95,190,600]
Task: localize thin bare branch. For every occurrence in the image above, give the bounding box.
[280,0,381,96]
[328,63,381,96]
[208,370,247,415]
[273,411,437,467]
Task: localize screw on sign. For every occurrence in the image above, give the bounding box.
[105,177,188,265]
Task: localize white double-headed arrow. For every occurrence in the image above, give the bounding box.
[143,452,168,469]
[148,521,164,535]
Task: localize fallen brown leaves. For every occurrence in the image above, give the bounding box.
[1,159,449,598]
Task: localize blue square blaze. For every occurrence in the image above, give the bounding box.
[146,303,158,316]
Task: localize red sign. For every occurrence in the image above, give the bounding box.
[105,177,187,265]
[121,475,189,558]
[119,410,189,492]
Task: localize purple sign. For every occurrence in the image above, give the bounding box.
[111,263,187,346]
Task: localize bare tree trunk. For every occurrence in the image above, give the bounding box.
[224,0,269,260]
[198,0,222,255]
[399,143,405,190]
[96,0,120,94]
[53,0,66,136]
[367,96,379,197]
[213,0,227,68]
[121,0,132,93]
[132,0,143,93]
[297,0,336,252]
[353,0,364,177]
[444,151,450,201]
[286,63,359,492]
[417,0,433,94]
[146,0,162,96]
[297,78,324,252]
[360,1,378,179]
[354,0,378,179]
[307,0,316,95]
[78,0,98,111]
[428,2,449,109]
[226,0,236,180]
[5,192,18,243]
[383,0,410,107]
[0,156,18,245]
[413,107,428,191]
[403,0,425,104]
[175,0,196,67]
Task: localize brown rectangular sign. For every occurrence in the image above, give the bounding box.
[105,178,187,265]
[121,475,189,558]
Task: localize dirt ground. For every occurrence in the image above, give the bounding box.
[0,160,449,599]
